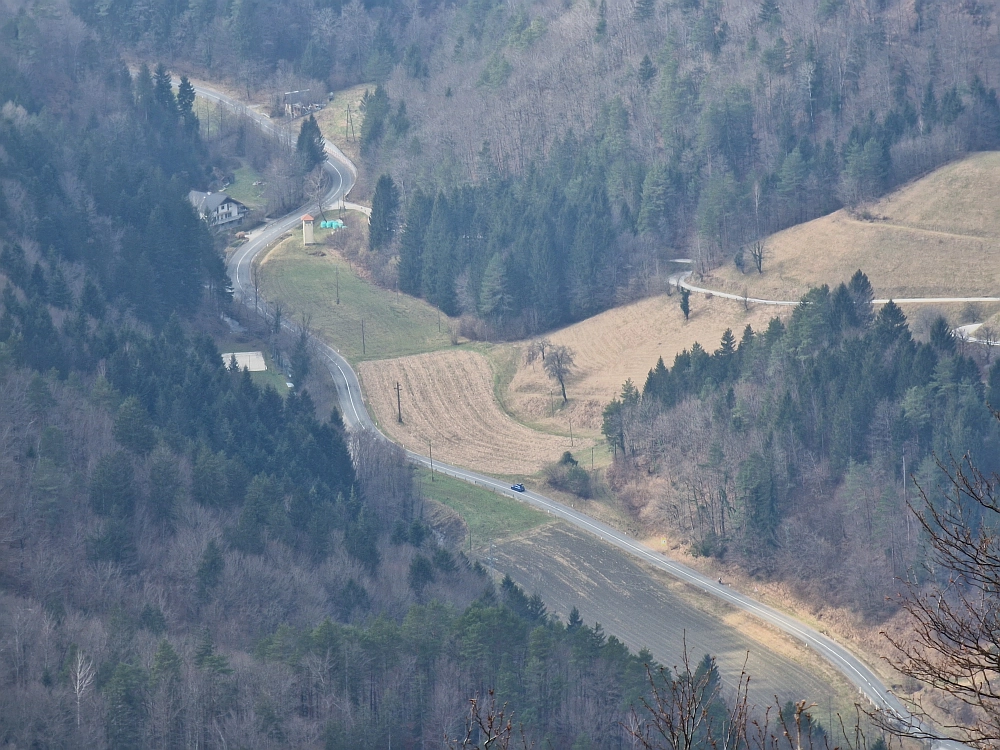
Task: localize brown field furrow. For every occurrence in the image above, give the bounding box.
[360,350,590,475]
[492,524,854,717]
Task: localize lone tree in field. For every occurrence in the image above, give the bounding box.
[544,345,575,403]
[369,174,401,251]
[748,240,765,274]
[524,338,552,367]
[680,287,691,321]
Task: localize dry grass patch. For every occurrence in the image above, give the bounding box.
[360,350,594,476]
[505,294,785,432]
[705,151,1000,302]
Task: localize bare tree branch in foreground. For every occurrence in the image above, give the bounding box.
[447,689,533,750]
[881,447,1000,749]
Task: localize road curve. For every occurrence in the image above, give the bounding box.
[183,82,358,298]
[199,83,951,743]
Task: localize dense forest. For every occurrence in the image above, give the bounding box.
[0,2,713,747]
[602,272,1000,616]
[65,0,1000,334]
[4,0,1000,743]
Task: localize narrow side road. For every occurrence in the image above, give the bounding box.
[675,268,1000,306]
[198,82,956,746]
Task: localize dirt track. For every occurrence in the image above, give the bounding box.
[491,523,853,718]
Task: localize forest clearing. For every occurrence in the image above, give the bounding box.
[703,152,1000,302]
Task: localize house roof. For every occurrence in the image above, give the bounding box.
[284,89,313,106]
[188,190,245,215]
[301,214,314,221]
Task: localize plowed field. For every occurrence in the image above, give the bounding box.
[493,523,855,718]
[359,350,596,476]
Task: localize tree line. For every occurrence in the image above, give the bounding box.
[603,272,1000,615]
[61,0,1000,338]
[0,5,732,747]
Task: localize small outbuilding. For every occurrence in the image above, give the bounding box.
[302,214,315,245]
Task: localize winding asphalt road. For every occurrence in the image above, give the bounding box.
[199,83,953,743]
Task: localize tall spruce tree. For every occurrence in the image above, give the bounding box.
[296,115,325,171]
[369,174,401,251]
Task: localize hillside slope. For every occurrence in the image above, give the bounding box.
[702,151,1000,302]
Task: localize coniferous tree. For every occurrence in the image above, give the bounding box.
[113,396,156,455]
[105,663,147,750]
[634,0,655,21]
[638,54,656,83]
[296,115,325,170]
[398,190,433,294]
[153,63,176,118]
[369,174,401,251]
[758,0,781,31]
[177,75,198,132]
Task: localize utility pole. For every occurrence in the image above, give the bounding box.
[346,105,356,142]
[395,381,403,423]
[336,268,340,304]
[361,319,365,355]
[592,446,594,470]
[569,419,574,448]
[428,440,434,481]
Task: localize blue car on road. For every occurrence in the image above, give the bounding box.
[511,483,525,492]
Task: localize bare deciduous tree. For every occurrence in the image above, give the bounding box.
[979,325,998,364]
[524,338,552,367]
[627,645,750,750]
[881,449,1000,748]
[303,165,327,221]
[543,345,575,403]
[748,241,766,274]
[70,650,95,728]
[250,259,262,317]
[447,690,533,750]
[350,430,416,523]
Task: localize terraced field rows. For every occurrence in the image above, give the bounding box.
[360,350,592,475]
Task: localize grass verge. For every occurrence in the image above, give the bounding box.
[311,83,371,183]
[259,221,454,364]
[416,467,549,552]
